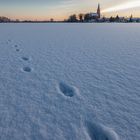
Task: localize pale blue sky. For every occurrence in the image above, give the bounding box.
[0,0,140,20]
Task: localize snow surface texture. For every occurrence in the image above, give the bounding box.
[0,23,140,140]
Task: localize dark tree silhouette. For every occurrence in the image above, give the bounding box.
[78,14,84,22]
[129,15,133,22]
[67,14,78,22]
[84,13,91,21]
[109,16,115,22]
[50,18,54,22]
[115,15,120,22]
[0,16,11,22]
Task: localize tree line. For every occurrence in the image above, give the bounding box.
[65,14,139,23]
[0,14,140,23]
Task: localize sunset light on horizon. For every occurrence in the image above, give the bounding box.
[0,0,140,20]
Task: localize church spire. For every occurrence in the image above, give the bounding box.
[97,3,101,18]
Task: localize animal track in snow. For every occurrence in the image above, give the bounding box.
[58,82,78,97]
[22,57,29,61]
[84,121,119,140]
[16,49,20,52]
[22,67,32,73]
[14,45,18,48]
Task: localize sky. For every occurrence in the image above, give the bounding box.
[0,0,140,20]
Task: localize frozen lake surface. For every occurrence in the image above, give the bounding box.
[0,23,140,140]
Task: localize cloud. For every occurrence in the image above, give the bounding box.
[102,0,140,13]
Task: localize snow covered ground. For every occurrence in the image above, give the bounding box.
[0,23,140,140]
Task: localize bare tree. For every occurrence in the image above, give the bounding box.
[78,14,84,22]
[67,14,78,22]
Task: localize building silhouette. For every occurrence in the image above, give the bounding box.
[97,4,101,18]
[89,4,101,20]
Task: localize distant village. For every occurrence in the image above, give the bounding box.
[0,4,140,23]
[65,4,140,23]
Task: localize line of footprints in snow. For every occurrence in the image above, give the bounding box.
[8,39,119,140]
[14,42,32,73]
[10,40,77,97]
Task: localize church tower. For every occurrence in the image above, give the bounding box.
[97,4,101,18]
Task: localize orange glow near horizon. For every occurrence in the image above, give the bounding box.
[0,0,140,20]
